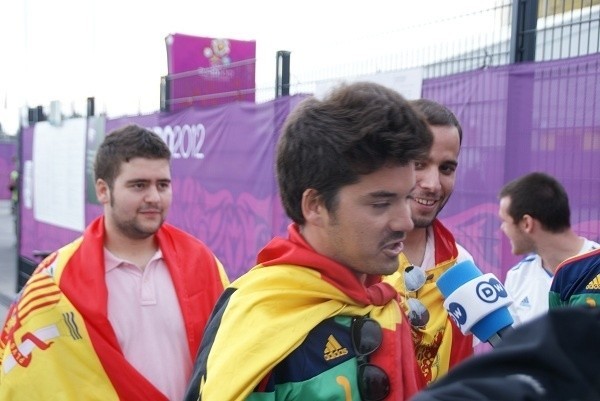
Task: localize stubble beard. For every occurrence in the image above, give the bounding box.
[412,214,436,229]
[108,195,165,240]
[118,218,162,240]
[412,196,450,228]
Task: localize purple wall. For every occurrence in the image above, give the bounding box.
[101,98,304,277]
[17,53,600,281]
[0,142,16,200]
[425,53,600,280]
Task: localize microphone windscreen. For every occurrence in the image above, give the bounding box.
[438,260,514,344]
[437,260,482,297]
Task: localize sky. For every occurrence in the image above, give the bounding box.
[0,0,494,136]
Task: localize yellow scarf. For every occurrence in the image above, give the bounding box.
[195,224,421,400]
[383,220,474,384]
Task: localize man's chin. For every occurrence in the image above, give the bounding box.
[511,248,526,256]
[412,215,436,229]
[379,261,401,276]
[133,222,163,238]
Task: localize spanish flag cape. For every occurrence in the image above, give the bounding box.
[191,224,421,401]
[383,220,474,384]
[0,216,228,401]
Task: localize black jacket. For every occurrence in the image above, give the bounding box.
[411,306,600,401]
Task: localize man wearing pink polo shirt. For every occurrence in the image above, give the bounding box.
[0,124,229,401]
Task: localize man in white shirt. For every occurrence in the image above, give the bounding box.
[499,172,599,326]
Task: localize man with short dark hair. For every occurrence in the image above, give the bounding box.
[0,124,229,401]
[499,171,598,325]
[184,82,433,401]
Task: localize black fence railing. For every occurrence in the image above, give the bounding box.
[161,0,599,107]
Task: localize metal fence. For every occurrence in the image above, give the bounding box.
[282,0,600,97]
[162,0,600,106]
[536,0,600,60]
[421,52,600,277]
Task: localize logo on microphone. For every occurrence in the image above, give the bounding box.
[445,277,509,330]
[476,278,508,303]
[447,302,467,326]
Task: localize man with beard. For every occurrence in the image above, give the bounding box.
[0,125,229,401]
[384,99,475,385]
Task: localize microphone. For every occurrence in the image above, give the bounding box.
[437,260,514,347]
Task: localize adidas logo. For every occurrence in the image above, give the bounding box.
[520,296,531,308]
[585,273,600,290]
[323,335,348,361]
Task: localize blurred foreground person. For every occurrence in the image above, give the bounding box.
[411,306,600,401]
[184,82,433,401]
[0,125,229,401]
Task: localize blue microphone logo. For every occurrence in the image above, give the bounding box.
[476,278,508,303]
[447,302,467,326]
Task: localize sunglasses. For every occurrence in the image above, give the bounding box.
[404,265,430,328]
[351,316,390,401]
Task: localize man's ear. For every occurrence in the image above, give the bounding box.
[520,214,535,233]
[95,179,110,205]
[301,188,326,227]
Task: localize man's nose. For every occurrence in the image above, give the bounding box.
[390,202,414,233]
[144,185,161,202]
[417,168,441,192]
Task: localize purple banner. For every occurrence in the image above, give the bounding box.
[20,96,307,277]
[86,95,306,279]
[424,53,600,280]
[165,33,256,110]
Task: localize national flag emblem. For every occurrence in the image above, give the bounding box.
[2,273,62,372]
